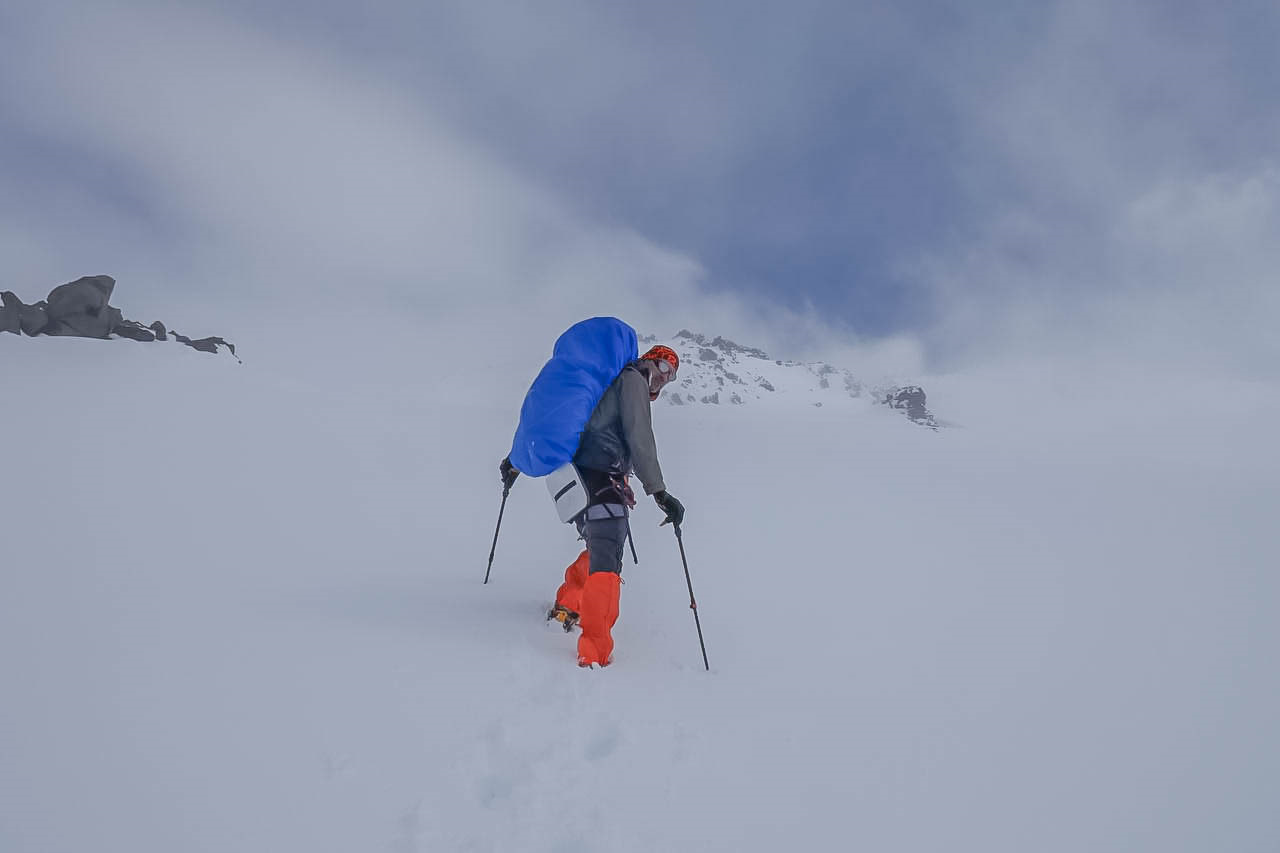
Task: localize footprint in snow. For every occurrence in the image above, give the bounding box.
[583,722,622,760]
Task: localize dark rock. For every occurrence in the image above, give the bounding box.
[674,329,769,359]
[710,336,769,359]
[171,331,238,360]
[44,275,121,338]
[3,290,50,336]
[882,386,938,429]
[113,321,156,342]
[1,276,235,358]
[0,291,19,334]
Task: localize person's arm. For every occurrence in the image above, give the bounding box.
[618,368,666,495]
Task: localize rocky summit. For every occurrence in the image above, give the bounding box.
[644,329,939,429]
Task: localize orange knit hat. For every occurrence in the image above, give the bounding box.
[641,344,679,375]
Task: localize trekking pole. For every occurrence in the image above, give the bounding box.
[627,529,639,565]
[483,485,510,585]
[673,524,709,671]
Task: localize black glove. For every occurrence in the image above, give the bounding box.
[654,490,684,528]
[499,457,520,490]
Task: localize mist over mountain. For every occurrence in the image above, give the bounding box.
[650,329,940,428]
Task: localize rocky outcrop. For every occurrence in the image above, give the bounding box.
[651,328,942,428]
[880,386,938,429]
[1,276,237,359]
[674,330,770,360]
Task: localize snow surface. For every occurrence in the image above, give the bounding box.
[2,328,1278,853]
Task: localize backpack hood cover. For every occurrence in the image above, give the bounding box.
[509,317,638,477]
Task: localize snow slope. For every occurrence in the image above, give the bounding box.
[2,327,1277,853]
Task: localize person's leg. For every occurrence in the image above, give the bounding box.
[577,510,628,667]
[578,572,620,666]
[552,549,590,618]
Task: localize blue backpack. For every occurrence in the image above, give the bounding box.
[509,317,638,477]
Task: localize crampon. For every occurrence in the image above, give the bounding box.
[546,604,580,632]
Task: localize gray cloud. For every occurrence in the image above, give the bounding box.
[4,0,1278,380]
[207,0,1280,377]
[0,2,733,360]
[909,0,1280,377]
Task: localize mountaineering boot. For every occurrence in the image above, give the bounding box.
[546,604,579,632]
[577,571,621,667]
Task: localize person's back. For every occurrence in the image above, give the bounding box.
[574,361,666,509]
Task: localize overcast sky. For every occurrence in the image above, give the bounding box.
[2,0,1277,376]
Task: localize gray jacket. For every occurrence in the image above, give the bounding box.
[574,361,666,497]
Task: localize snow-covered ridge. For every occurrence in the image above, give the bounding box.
[642,330,939,429]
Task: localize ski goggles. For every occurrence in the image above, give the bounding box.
[648,358,677,400]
